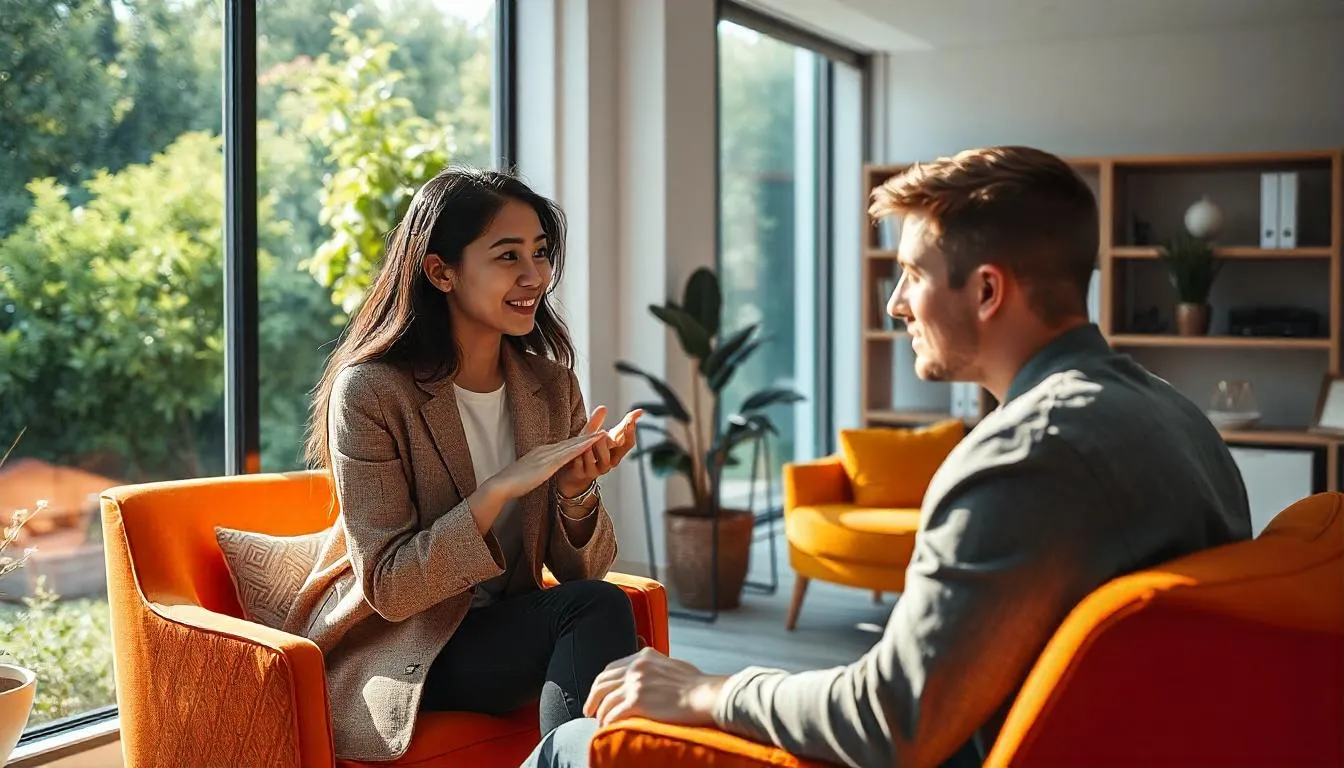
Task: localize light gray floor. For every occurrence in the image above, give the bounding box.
[664,531,893,675]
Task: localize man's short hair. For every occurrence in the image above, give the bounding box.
[870,146,1099,324]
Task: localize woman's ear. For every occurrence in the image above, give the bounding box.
[423,252,454,293]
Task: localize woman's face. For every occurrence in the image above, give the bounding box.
[427,198,553,341]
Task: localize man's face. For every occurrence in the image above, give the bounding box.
[887,213,981,382]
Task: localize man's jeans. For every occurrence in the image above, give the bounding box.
[522,717,598,768]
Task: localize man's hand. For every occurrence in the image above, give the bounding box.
[583,648,728,728]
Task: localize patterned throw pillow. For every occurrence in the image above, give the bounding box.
[214,527,325,629]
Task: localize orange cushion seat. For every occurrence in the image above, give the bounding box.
[338,710,539,768]
[784,504,920,565]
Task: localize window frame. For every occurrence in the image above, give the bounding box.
[11,0,517,754]
[714,0,870,459]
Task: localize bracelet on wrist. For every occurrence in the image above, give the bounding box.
[557,481,600,520]
[557,479,598,504]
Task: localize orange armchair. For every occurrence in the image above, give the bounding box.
[590,493,1343,767]
[101,471,669,768]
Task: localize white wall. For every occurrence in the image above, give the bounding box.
[882,19,1344,160]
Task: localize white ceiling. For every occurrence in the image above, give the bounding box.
[738,0,1344,53]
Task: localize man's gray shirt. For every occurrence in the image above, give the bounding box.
[713,323,1252,767]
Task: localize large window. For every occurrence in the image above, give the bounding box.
[716,7,865,504]
[256,0,503,471]
[0,0,504,743]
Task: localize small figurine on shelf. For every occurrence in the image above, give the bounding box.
[1159,233,1223,336]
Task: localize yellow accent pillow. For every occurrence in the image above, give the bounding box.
[838,420,965,508]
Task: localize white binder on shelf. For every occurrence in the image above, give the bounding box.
[1277,171,1298,249]
[1260,172,1280,248]
[950,382,979,420]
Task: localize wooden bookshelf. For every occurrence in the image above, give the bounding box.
[1108,335,1330,350]
[1111,246,1332,259]
[861,149,1344,491]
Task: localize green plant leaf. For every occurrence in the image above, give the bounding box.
[740,386,806,413]
[614,360,691,423]
[682,267,721,340]
[706,418,760,472]
[740,413,780,436]
[630,401,677,419]
[634,440,694,479]
[649,303,712,361]
[708,336,766,392]
[1158,234,1221,303]
[702,323,756,382]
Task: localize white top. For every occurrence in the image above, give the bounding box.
[454,382,522,608]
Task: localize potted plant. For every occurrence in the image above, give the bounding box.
[1159,233,1223,336]
[616,268,803,610]
[0,431,40,763]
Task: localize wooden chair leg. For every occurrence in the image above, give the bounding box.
[786,576,810,631]
[872,590,883,603]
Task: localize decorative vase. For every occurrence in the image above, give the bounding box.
[664,507,755,610]
[1175,302,1211,336]
[1184,195,1223,239]
[0,664,36,762]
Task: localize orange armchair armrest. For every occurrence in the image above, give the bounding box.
[542,571,670,655]
[784,456,850,509]
[590,719,831,768]
[113,600,335,768]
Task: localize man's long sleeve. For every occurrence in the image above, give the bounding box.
[713,442,1114,768]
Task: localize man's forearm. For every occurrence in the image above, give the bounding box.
[713,663,896,768]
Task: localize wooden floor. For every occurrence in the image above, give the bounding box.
[664,531,893,675]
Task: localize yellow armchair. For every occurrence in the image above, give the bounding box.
[782,420,963,629]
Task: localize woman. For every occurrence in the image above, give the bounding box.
[286,167,643,763]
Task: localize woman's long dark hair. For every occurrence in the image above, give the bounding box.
[305,167,574,472]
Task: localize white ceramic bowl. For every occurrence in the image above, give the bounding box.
[1206,410,1261,431]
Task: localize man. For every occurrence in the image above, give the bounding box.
[523,145,1252,768]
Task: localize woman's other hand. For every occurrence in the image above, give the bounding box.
[555,406,644,498]
[470,432,605,533]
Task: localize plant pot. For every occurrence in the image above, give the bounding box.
[1175,302,1210,336]
[0,663,36,762]
[664,507,754,610]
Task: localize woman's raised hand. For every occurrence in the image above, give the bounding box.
[556,406,644,498]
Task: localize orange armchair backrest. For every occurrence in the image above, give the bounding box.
[107,470,337,612]
[989,492,1344,767]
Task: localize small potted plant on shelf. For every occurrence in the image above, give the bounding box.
[0,431,41,763]
[1159,233,1223,336]
[616,267,803,610]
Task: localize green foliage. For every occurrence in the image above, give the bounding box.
[273,14,457,313]
[0,132,285,478]
[617,268,804,515]
[1159,234,1223,304]
[0,0,220,236]
[0,584,116,727]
